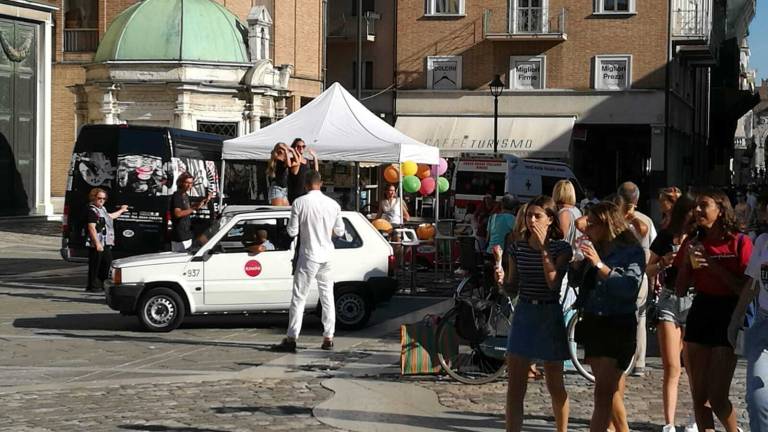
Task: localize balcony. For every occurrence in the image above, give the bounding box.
[482,8,567,42]
[327,11,380,43]
[671,0,712,43]
[64,28,98,52]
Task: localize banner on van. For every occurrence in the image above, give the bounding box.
[394,116,575,158]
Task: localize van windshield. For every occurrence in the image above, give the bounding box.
[189,215,232,253]
[455,171,505,197]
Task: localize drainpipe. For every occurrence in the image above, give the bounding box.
[663,0,672,188]
[322,0,328,90]
[357,0,363,100]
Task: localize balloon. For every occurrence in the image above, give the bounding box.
[437,177,449,193]
[371,218,393,233]
[383,164,400,183]
[403,175,421,193]
[401,160,418,177]
[416,223,436,240]
[419,177,436,195]
[431,158,448,177]
[416,164,432,179]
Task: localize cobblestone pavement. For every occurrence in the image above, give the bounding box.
[410,357,749,431]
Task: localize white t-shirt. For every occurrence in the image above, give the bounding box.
[380,198,404,225]
[744,232,768,310]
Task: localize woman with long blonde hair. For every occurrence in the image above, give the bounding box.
[266,142,297,206]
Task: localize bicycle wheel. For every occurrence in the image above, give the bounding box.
[566,310,635,383]
[436,299,513,385]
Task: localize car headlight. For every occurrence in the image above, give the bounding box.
[111,267,121,285]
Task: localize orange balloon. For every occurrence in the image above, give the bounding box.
[416,164,432,179]
[416,223,436,240]
[372,218,393,233]
[383,164,400,183]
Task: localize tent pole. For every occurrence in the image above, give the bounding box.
[354,162,360,212]
[218,159,226,211]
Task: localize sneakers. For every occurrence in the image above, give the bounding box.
[662,425,676,432]
[321,339,334,351]
[630,366,646,377]
[270,338,297,353]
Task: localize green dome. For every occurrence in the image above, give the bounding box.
[94,0,249,63]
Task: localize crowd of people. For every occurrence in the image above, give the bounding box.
[80,143,768,432]
[480,179,768,432]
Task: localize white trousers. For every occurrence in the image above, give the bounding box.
[287,256,335,339]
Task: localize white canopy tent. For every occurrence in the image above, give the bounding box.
[223,82,439,164]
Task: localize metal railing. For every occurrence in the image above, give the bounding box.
[671,0,712,39]
[64,28,98,52]
[483,8,566,39]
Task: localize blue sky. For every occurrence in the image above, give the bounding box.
[752,2,767,82]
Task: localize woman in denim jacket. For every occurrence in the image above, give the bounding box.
[573,201,645,432]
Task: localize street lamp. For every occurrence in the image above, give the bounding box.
[489,74,505,154]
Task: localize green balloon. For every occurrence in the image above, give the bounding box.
[437,177,449,193]
[403,176,421,193]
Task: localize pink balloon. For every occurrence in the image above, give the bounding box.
[431,158,448,177]
[419,177,436,196]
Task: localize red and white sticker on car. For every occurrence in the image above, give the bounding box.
[244,260,262,277]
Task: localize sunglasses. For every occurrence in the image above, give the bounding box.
[96,197,107,201]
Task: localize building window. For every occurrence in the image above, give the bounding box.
[512,0,548,33]
[425,0,465,16]
[64,0,98,52]
[426,56,462,90]
[197,121,239,138]
[510,56,546,90]
[593,55,632,90]
[352,0,376,15]
[594,0,635,14]
[352,61,374,89]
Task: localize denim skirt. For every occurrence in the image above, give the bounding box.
[506,300,569,362]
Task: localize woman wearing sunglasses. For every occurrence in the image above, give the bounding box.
[85,187,128,292]
[287,138,319,204]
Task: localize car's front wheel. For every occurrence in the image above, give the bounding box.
[335,288,372,331]
[137,287,185,332]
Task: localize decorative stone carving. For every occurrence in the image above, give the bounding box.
[0,30,31,62]
[248,6,272,61]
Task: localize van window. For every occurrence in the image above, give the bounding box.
[455,171,505,197]
[333,218,363,249]
[219,218,292,253]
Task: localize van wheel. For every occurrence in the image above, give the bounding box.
[137,287,185,332]
[335,287,372,331]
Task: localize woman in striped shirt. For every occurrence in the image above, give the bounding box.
[496,195,572,432]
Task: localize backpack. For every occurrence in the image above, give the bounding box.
[453,298,495,343]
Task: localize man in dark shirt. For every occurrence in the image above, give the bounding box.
[171,173,210,252]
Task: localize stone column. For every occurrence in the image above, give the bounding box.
[173,90,194,130]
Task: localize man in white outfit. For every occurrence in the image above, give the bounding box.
[271,170,345,353]
[618,181,657,377]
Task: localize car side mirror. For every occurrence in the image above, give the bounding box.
[191,247,216,262]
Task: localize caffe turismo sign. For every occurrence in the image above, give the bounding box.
[394,116,576,158]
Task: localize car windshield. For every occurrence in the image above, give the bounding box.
[189,215,232,253]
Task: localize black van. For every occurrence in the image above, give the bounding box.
[61,125,228,262]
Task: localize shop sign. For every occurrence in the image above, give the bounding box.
[510,56,545,90]
[427,56,462,90]
[594,55,632,90]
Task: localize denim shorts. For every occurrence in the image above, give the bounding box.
[268,185,288,201]
[656,288,694,326]
[506,300,569,362]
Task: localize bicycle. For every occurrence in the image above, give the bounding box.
[435,260,514,384]
[435,241,634,384]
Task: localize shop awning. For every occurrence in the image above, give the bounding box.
[394,115,576,158]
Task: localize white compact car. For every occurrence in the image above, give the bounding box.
[105,208,398,332]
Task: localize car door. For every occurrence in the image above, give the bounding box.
[203,216,294,307]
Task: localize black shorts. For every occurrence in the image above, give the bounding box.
[576,312,637,371]
[684,293,738,347]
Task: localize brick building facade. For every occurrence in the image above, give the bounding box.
[327,0,756,209]
[47,0,324,210]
